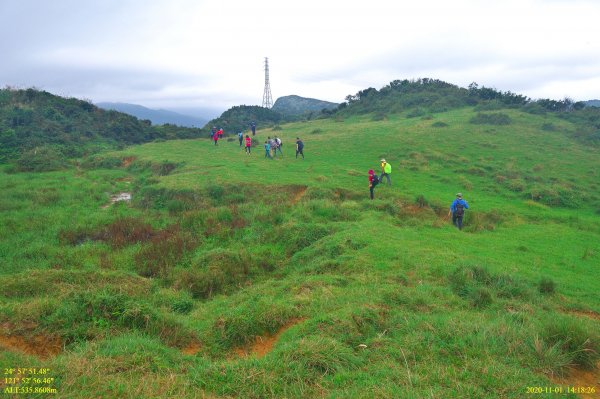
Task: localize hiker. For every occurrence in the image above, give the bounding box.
[245,135,252,155]
[267,136,275,157]
[250,121,256,136]
[274,136,283,156]
[264,140,271,158]
[295,137,304,159]
[369,169,380,200]
[379,159,392,185]
[238,131,244,147]
[217,128,224,139]
[449,192,469,230]
[213,130,219,146]
[268,136,278,158]
[210,126,216,140]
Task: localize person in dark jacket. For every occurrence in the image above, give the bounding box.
[295,137,304,159]
[448,193,469,230]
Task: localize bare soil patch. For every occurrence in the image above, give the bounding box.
[233,319,304,359]
[550,362,599,399]
[181,341,202,356]
[121,156,136,167]
[289,185,307,204]
[0,333,62,359]
[565,309,600,322]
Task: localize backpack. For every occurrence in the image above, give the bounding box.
[372,175,380,186]
[455,201,464,217]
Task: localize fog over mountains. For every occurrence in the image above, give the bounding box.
[96,102,212,128]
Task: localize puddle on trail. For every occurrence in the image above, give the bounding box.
[102,192,132,208]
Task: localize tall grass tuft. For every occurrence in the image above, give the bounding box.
[540,316,600,369]
[538,277,556,295]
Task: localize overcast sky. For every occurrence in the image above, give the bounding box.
[1,0,599,114]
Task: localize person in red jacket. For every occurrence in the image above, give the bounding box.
[217,128,224,139]
[213,131,219,146]
[368,169,379,200]
[245,135,252,155]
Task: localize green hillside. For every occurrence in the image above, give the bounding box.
[1,89,599,398]
[206,105,283,134]
[272,95,339,117]
[0,88,203,168]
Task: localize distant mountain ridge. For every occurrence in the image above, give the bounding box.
[97,102,208,127]
[272,95,338,116]
[585,100,600,107]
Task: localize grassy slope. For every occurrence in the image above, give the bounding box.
[0,107,599,398]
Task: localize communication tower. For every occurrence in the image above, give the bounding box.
[262,57,273,108]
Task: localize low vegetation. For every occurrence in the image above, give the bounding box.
[0,81,599,398]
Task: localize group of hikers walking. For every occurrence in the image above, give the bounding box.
[210,127,224,145]
[263,136,284,158]
[209,124,466,230]
[211,123,305,160]
[368,158,469,230]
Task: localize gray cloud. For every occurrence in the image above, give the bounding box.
[2,0,599,107]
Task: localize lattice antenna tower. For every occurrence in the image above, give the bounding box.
[262,57,273,108]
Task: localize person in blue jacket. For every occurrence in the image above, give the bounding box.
[449,193,469,230]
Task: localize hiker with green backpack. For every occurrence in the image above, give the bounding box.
[448,193,469,230]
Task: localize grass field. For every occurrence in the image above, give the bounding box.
[1,107,599,398]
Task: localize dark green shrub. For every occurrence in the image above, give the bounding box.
[175,249,250,299]
[431,121,448,128]
[539,277,556,294]
[171,298,194,314]
[474,100,506,111]
[42,291,193,346]
[278,336,359,376]
[59,217,156,248]
[80,155,123,169]
[371,112,387,121]
[152,161,180,176]
[166,199,188,214]
[470,112,512,125]
[506,178,526,192]
[134,225,197,278]
[16,146,69,172]
[278,223,331,256]
[449,266,530,303]
[469,287,493,308]
[406,108,426,118]
[209,300,296,349]
[206,184,224,201]
[415,194,428,208]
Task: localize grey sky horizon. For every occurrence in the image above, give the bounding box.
[1,0,599,112]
